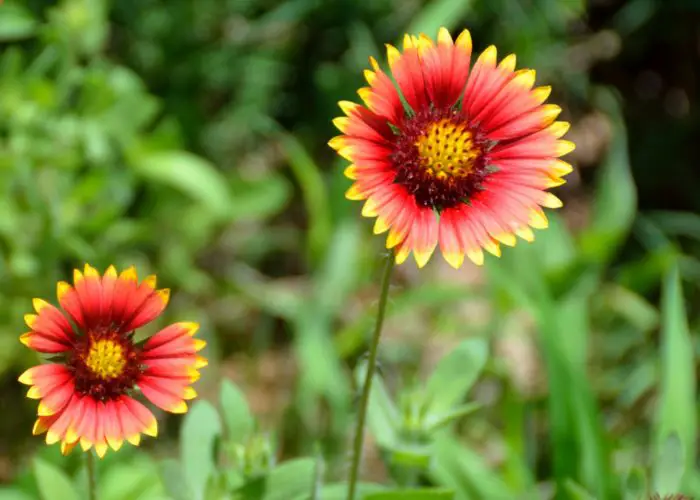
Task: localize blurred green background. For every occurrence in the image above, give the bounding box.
[0,0,699,498]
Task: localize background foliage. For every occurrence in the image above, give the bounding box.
[0,0,698,498]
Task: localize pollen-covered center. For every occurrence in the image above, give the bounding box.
[392,108,492,211]
[415,119,479,180]
[85,339,126,380]
[69,329,143,401]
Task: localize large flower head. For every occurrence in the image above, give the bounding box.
[330,28,575,268]
[18,264,207,457]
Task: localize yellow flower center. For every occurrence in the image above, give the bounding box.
[415,119,479,180]
[84,339,126,380]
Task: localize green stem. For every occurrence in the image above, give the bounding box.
[346,252,395,500]
[86,451,97,500]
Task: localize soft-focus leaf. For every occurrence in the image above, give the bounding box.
[623,466,648,500]
[320,483,386,500]
[408,0,474,36]
[231,458,315,500]
[424,338,487,416]
[131,151,233,219]
[99,459,164,500]
[159,459,190,500]
[181,401,223,500]
[33,458,79,500]
[365,489,454,500]
[653,265,696,492]
[0,489,33,500]
[220,379,255,444]
[355,360,399,450]
[0,5,37,41]
[563,480,596,500]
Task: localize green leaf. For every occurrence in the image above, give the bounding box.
[366,489,454,500]
[99,459,164,500]
[653,265,696,493]
[33,458,79,500]
[580,87,637,263]
[424,338,487,416]
[623,466,648,500]
[408,0,474,36]
[232,458,316,500]
[131,150,233,219]
[0,489,33,500]
[654,433,685,496]
[228,175,292,221]
[278,132,332,263]
[355,359,399,450]
[181,401,223,500]
[159,459,190,500]
[563,480,596,500]
[220,379,255,443]
[319,483,386,500]
[430,434,513,499]
[0,5,37,41]
[425,402,481,432]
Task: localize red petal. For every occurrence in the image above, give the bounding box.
[77,397,97,450]
[103,400,124,450]
[38,379,75,416]
[121,397,158,436]
[57,282,85,330]
[30,301,75,346]
[123,289,169,331]
[19,364,70,385]
[20,333,71,353]
[138,379,187,414]
[362,58,404,124]
[116,397,142,445]
[45,395,79,444]
[388,44,428,113]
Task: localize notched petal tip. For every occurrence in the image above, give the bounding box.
[19,332,32,347]
[443,251,465,269]
[83,264,99,278]
[345,183,366,201]
[542,193,563,209]
[18,368,33,385]
[338,100,358,116]
[332,117,350,133]
[555,140,576,157]
[478,45,497,66]
[437,27,453,46]
[24,314,37,329]
[73,269,84,284]
[169,401,188,414]
[498,54,517,72]
[105,265,118,278]
[120,266,138,282]
[32,298,50,313]
[328,136,346,151]
[27,386,41,399]
[467,249,485,266]
[143,275,157,289]
[455,29,472,52]
[385,43,401,68]
[56,281,71,301]
[157,289,170,305]
[95,442,108,458]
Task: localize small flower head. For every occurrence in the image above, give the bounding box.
[330,28,575,268]
[19,264,207,457]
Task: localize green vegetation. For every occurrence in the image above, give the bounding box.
[0,0,698,499]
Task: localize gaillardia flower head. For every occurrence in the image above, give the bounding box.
[18,264,207,457]
[330,28,575,268]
